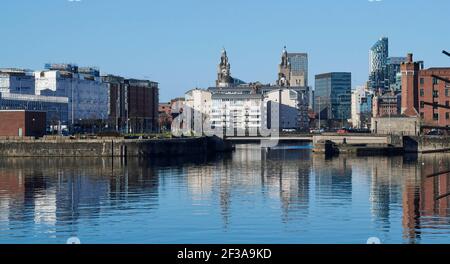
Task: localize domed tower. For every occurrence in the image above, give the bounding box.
[216,48,232,87]
[277,46,291,87]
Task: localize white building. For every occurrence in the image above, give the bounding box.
[210,92,263,135]
[0,69,69,127]
[264,89,309,130]
[351,85,373,129]
[178,85,310,137]
[0,69,35,95]
[35,64,109,124]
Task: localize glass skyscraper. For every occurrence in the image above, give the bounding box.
[314,72,352,123]
[369,37,389,91]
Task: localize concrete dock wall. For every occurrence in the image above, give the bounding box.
[313,135,402,146]
[0,137,232,157]
[404,136,450,153]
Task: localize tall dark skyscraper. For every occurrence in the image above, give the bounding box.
[369,37,389,92]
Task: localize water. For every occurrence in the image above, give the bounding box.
[0,143,449,244]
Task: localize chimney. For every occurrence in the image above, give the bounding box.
[406,53,413,63]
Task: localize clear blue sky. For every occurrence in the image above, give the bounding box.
[1,0,449,101]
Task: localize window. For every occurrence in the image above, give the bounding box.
[420,112,425,119]
[420,89,425,97]
[420,78,425,85]
[420,101,425,108]
[446,101,450,107]
[433,113,439,120]
[446,89,449,97]
[433,90,439,98]
[447,113,450,120]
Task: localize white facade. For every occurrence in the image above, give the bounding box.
[211,94,263,131]
[351,85,373,129]
[35,70,109,123]
[174,89,212,136]
[0,70,35,95]
[264,89,309,130]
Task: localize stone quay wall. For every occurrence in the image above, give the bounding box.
[0,137,232,157]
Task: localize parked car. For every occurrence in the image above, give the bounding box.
[337,129,349,135]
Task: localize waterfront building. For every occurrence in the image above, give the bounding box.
[34,64,109,125]
[182,89,212,136]
[177,49,310,136]
[401,53,450,127]
[264,89,309,130]
[314,72,352,128]
[210,88,263,135]
[0,92,69,128]
[0,110,46,137]
[0,69,35,95]
[369,37,389,92]
[351,85,373,129]
[208,84,310,134]
[103,75,159,133]
[277,47,308,87]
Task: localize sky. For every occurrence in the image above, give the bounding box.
[0,0,449,101]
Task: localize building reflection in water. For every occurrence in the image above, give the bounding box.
[0,146,450,243]
[0,158,161,239]
[403,153,450,244]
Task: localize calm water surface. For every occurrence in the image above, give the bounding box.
[0,143,450,244]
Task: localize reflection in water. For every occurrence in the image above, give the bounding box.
[0,144,449,244]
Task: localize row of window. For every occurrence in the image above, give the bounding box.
[420,89,450,97]
[420,112,450,120]
[420,101,450,108]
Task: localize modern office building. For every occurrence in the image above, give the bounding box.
[369,37,389,92]
[401,53,450,127]
[103,75,159,133]
[351,85,374,129]
[35,64,109,124]
[314,72,352,126]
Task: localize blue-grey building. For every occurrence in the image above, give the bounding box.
[314,72,352,124]
[369,37,389,92]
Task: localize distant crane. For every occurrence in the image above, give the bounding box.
[443,50,450,57]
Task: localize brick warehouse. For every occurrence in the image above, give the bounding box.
[0,110,46,137]
[103,75,159,133]
[401,53,450,127]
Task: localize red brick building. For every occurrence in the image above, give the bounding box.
[0,110,46,137]
[103,75,159,133]
[401,53,450,127]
